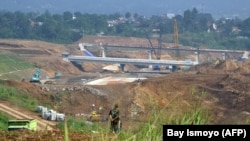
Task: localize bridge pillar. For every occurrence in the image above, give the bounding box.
[119,64,125,72]
[148,49,153,60]
[100,43,106,58]
[148,50,153,69]
[194,52,199,64]
[222,52,226,60]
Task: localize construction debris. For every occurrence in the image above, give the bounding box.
[36,106,65,121]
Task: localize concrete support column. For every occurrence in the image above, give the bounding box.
[194,52,199,64]
[222,52,226,60]
[148,49,153,60]
[100,44,106,58]
[148,50,153,69]
[119,64,125,72]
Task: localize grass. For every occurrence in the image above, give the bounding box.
[0,74,212,140]
[0,62,212,140]
[64,117,70,141]
[57,116,102,132]
[0,53,33,80]
[0,113,10,131]
[60,88,212,141]
[0,82,38,111]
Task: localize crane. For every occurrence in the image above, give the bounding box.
[157,31,162,60]
[146,34,158,60]
[146,32,162,60]
[146,32,161,70]
[173,19,183,71]
[173,19,179,48]
[173,19,180,59]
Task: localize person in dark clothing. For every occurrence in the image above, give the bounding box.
[109,103,120,133]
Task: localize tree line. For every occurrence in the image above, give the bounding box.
[0,8,249,49]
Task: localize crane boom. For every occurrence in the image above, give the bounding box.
[157,32,162,60]
[174,19,179,47]
[146,34,159,59]
[173,19,180,60]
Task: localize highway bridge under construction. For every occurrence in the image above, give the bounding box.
[67,56,196,66]
[65,43,248,72]
[67,55,197,72]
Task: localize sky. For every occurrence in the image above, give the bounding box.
[0,0,249,19]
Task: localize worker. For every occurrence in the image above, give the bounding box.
[91,104,96,115]
[109,103,120,133]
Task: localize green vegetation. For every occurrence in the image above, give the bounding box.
[0,82,38,130]
[179,32,250,50]
[64,117,70,141]
[0,82,38,111]
[0,8,249,49]
[60,88,211,141]
[0,113,10,131]
[57,116,101,132]
[0,54,33,73]
[0,54,34,80]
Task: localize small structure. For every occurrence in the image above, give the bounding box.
[62,52,70,58]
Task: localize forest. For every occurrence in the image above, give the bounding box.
[0,8,249,49]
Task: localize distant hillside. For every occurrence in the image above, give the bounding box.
[0,39,83,80]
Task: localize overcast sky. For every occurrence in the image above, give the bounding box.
[0,0,249,19]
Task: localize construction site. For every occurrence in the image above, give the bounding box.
[0,35,250,140]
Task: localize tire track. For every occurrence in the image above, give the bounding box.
[0,103,54,130]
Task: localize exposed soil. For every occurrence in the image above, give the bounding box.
[0,36,250,140]
[0,101,55,131]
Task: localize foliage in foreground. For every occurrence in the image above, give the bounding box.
[0,113,10,131]
[0,82,38,111]
[61,89,211,141]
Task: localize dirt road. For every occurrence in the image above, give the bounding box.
[0,101,56,131]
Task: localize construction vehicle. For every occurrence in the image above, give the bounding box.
[29,68,41,83]
[42,71,62,84]
[29,68,62,84]
[8,119,37,131]
[172,19,183,71]
[54,72,62,79]
[213,58,222,67]
[88,104,108,122]
[173,19,179,50]
[146,33,162,70]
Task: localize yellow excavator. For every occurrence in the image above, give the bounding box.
[88,104,108,122]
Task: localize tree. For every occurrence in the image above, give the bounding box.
[14,11,31,38]
[125,12,131,19]
[63,11,73,21]
[241,18,250,37]
[108,12,121,20]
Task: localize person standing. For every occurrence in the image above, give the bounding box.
[109,103,120,133]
